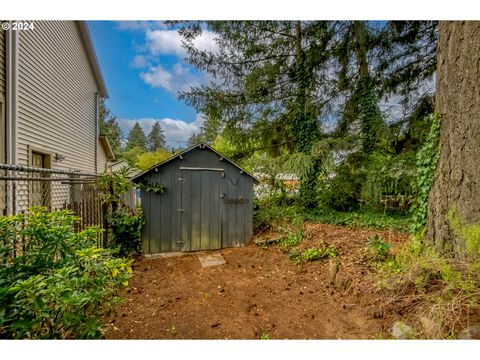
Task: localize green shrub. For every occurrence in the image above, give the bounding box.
[280,231,303,252]
[317,164,364,212]
[289,245,338,263]
[366,235,392,260]
[97,170,144,257]
[360,151,415,213]
[0,208,132,339]
[302,245,338,261]
[253,200,303,232]
[288,251,301,262]
[302,247,323,261]
[106,207,144,257]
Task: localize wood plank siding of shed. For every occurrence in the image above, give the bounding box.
[140,147,254,253]
[16,21,102,172]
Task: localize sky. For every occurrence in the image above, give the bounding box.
[88,21,217,148]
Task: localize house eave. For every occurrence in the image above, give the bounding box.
[77,21,109,98]
[99,135,115,160]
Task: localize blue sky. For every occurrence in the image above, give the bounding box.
[88,21,216,148]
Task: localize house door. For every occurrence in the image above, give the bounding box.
[31,152,50,207]
[179,168,222,251]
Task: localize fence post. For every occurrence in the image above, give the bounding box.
[68,173,81,231]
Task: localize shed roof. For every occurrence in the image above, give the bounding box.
[131,142,260,184]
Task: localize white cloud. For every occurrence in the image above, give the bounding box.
[140,63,204,95]
[118,114,205,148]
[140,65,174,92]
[130,55,149,68]
[145,29,218,57]
[116,21,166,32]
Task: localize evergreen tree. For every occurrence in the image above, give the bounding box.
[178,21,332,157]
[147,121,167,151]
[126,122,147,151]
[187,132,205,146]
[98,99,122,157]
[177,21,439,210]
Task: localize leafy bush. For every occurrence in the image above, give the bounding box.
[253,200,303,233]
[302,246,338,261]
[366,235,392,260]
[280,231,303,252]
[360,151,416,213]
[97,169,144,257]
[301,247,323,261]
[106,207,144,257]
[317,164,364,212]
[0,208,132,339]
[289,245,338,263]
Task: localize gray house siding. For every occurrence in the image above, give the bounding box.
[16,21,106,172]
[0,28,5,100]
[0,28,5,163]
[137,145,255,254]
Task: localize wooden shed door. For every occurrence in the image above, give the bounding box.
[179,168,222,251]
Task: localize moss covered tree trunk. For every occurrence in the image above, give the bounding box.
[292,21,321,208]
[426,21,480,257]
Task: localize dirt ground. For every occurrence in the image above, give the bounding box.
[104,223,409,339]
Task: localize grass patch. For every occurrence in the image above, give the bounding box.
[377,245,480,337]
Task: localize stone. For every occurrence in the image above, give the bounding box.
[457,324,480,339]
[419,316,442,339]
[198,253,226,268]
[391,321,415,339]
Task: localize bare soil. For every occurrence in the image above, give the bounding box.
[104,223,409,339]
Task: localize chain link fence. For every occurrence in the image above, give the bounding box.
[0,164,103,231]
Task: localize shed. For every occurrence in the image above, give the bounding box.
[132,143,259,254]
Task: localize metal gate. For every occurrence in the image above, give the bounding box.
[178,167,223,251]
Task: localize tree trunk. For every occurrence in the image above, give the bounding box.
[353,21,369,78]
[426,21,480,257]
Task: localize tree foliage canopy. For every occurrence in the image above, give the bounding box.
[176,20,438,211]
[126,122,147,151]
